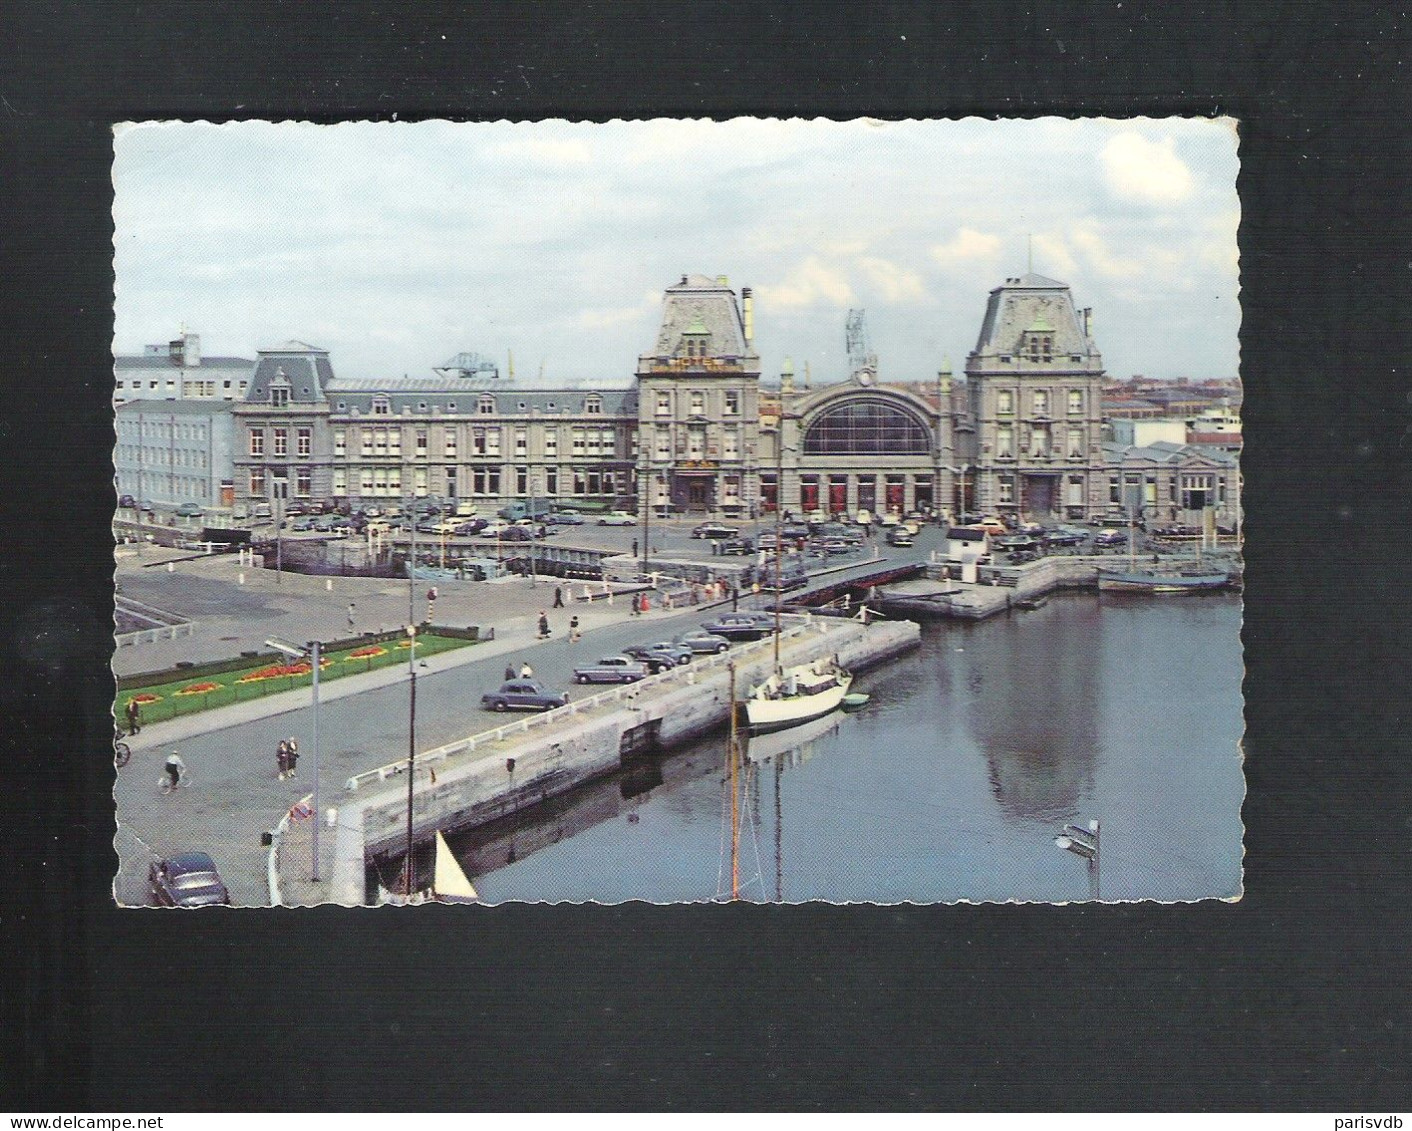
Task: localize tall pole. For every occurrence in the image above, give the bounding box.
[529,469,537,586]
[408,496,417,626]
[310,639,322,881]
[641,465,651,576]
[773,417,783,671]
[403,624,418,894]
[728,660,739,901]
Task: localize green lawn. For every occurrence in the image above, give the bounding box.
[117,632,478,726]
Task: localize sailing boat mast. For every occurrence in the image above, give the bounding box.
[728,660,741,900]
[773,416,783,671]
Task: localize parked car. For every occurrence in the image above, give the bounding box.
[815,538,856,556]
[290,516,316,532]
[149,851,231,908]
[817,522,864,544]
[1093,529,1128,547]
[456,518,489,535]
[498,500,554,522]
[757,532,781,550]
[480,680,569,713]
[624,640,694,666]
[573,655,650,684]
[479,520,515,537]
[175,502,204,518]
[621,644,682,674]
[886,527,915,546]
[1043,526,1087,547]
[118,493,137,509]
[673,629,732,654]
[719,537,754,556]
[499,525,535,542]
[994,534,1041,553]
[780,522,811,540]
[546,511,585,525]
[691,522,739,540]
[597,511,637,526]
[701,612,774,641]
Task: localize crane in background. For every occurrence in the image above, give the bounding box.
[845,309,878,383]
[432,352,501,382]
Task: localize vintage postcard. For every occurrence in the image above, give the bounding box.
[112,118,1242,906]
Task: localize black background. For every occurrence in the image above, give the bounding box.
[2,2,1408,1112]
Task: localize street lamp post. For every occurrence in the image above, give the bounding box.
[265,637,323,881]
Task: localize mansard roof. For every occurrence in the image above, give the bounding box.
[244,341,335,405]
[971,274,1099,365]
[322,378,637,417]
[646,274,753,362]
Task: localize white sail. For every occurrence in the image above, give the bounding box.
[432,831,479,903]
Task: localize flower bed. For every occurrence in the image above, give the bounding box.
[129,692,162,705]
[347,645,387,660]
[175,681,223,696]
[235,658,333,684]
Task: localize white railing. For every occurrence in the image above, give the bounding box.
[343,615,822,791]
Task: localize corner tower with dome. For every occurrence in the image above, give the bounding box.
[965,273,1106,521]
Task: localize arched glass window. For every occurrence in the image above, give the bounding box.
[802,397,931,455]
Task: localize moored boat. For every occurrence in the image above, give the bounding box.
[1097,567,1230,593]
[744,657,853,733]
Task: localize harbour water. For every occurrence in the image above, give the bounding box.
[455,590,1244,903]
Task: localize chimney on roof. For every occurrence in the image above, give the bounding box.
[741,287,754,346]
[680,275,688,285]
[183,333,200,367]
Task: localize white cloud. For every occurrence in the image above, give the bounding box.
[482,136,593,167]
[929,227,1002,266]
[858,257,926,303]
[756,257,856,309]
[1100,131,1195,206]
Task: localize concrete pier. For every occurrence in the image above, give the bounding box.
[316,614,920,904]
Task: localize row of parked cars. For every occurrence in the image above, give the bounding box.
[479,611,782,710]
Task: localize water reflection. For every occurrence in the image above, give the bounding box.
[960,602,1103,822]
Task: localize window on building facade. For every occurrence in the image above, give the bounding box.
[998,475,1014,504]
[414,468,428,494]
[472,429,486,456]
[1066,476,1084,506]
[655,428,670,459]
[1030,426,1049,458]
[273,428,288,457]
[374,429,388,457]
[272,385,290,407]
[544,428,557,457]
[361,429,373,457]
[388,430,402,457]
[250,469,266,497]
[545,467,558,494]
[1068,389,1083,415]
[444,429,456,458]
[1109,475,1121,503]
[416,431,428,459]
[572,429,586,456]
[372,396,390,415]
[486,428,500,457]
[514,429,527,458]
[478,395,495,415]
[687,428,705,459]
[585,396,602,415]
[722,477,740,503]
[516,467,528,494]
[723,429,739,460]
[586,429,602,457]
[655,391,671,416]
[1067,428,1084,459]
[334,429,346,458]
[724,390,740,415]
[997,390,1014,416]
[297,428,311,458]
[1181,474,1215,510]
[296,468,312,497]
[332,468,346,495]
[996,426,1014,459]
[689,391,705,416]
[802,398,930,456]
[360,468,375,496]
[1034,390,1050,417]
[1145,476,1158,506]
[249,430,265,457]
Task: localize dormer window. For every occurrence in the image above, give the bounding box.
[372,395,390,416]
[585,396,602,415]
[269,367,291,407]
[679,318,711,360]
[478,395,495,415]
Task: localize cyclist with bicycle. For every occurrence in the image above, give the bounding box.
[162,751,186,794]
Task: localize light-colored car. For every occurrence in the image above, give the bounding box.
[597,511,637,526]
[573,655,650,683]
[480,680,569,712]
[479,520,515,537]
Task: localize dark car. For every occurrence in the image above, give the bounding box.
[719,537,754,556]
[625,640,694,667]
[1092,530,1128,547]
[691,522,739,540]
[118,494,137,509]
[290,516,317,532]
[1043,527,1087,547]
[780,522,811,540]
[817,522,865,544]
[499,525,535,542]
[175,502,204,518]
[815,537,856,556]
[673,629,732,654]
[480,680,569,713]
[456,518,489,535]
[621,645,680,674]
[573,655,650,684]
[701,612,774,641]
[994,534,1041,553]
[886,527,915,546]
[149,852,231,908]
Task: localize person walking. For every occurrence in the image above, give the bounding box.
[552,586,564,609]
[631,538,638,558]
[285,738,299,780]
[162,751,186,794]
[347,602,356,632]
[568,615,581,643]
[125,697,141,736]
[504,663,517,682]
[537,610,551,639]
[277,739,290,781]
[520,661,533,679]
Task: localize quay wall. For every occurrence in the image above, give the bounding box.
[323,615,919,903]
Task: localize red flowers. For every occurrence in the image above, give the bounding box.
[175,681,222,696]
[347,646,387,660]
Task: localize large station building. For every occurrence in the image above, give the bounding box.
[203,271,1238,528]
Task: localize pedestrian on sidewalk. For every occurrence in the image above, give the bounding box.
[520,661,533,679]
[277,740,290,781]
[552,586,564,608]
[537,610,551,639]
[631,538,638,558]
[125,697,141,736]
[286,738,299,780]
[347,602,356,632]
[569,615,581,642]
[504,663,517,682]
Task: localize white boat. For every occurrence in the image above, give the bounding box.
[744,657,853,734]
[431,830,478,903]
[745,710,844,765]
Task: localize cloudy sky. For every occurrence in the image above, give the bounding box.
[113,118,1239,386]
